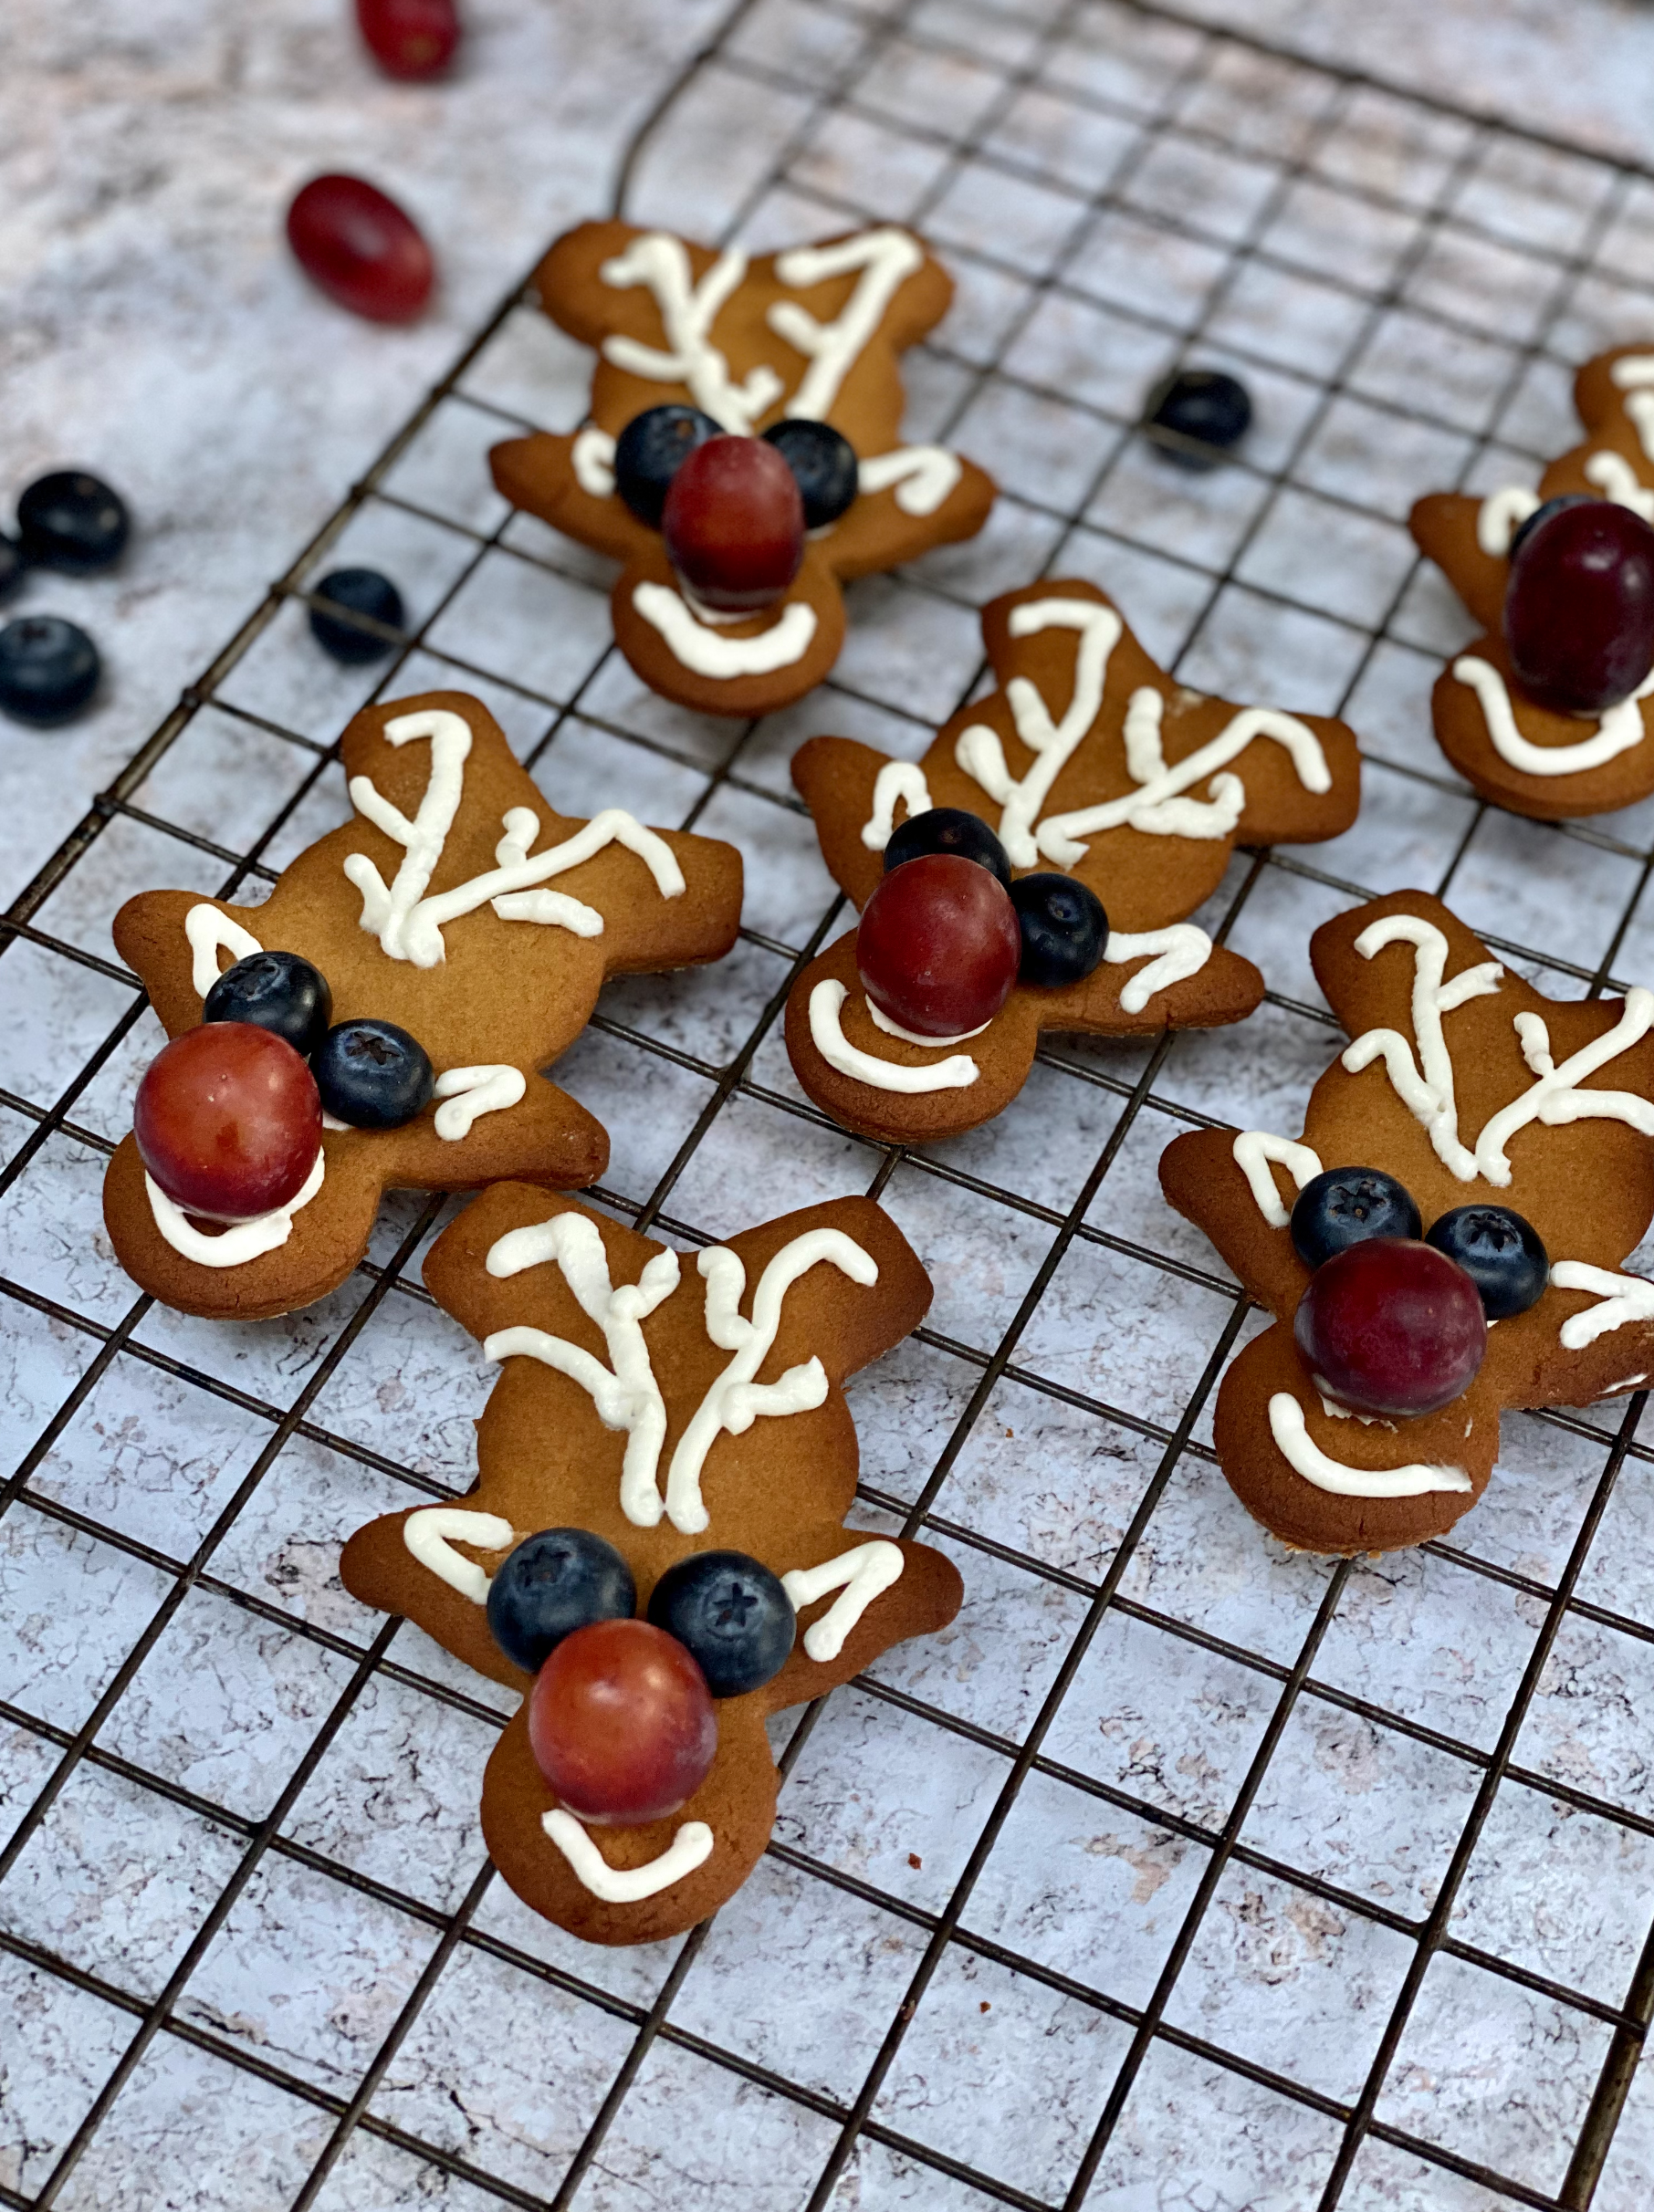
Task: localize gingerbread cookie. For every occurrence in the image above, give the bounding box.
[340,1184,961,1945]
[1160,891,1654,1555]
[783,579,1362,1143]
[103,693,742,1320]
[489,219,996,717]
[1411,345,1654,820]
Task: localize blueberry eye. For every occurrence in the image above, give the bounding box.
[312,1017,434,1129]
[0,616,101,728]
[1144,368,1251,469]
[1009,872,1109,988]
[760,418,859,529]
[647,1549,795,1698]
[1426,1205,1549,1319]
[1290,1167,1421,1269]
[204,950,332,1059]
[884,806,1011,889]
[612,404,721,527]
[487,1528,636,1674]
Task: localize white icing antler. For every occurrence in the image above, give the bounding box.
[1341,915,1504,1181]
[600,235,783,433]
[768,229,925,421]
[1477,994,1654,1184]
[1550,1260,1654,1349]
[955,600,1121,869]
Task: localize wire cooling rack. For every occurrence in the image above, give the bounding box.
[12,1,1654,2206]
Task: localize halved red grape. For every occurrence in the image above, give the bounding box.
[1504,497,1654,714]
[527,1618,717,1825]
[286,174,434,324]
[661,435,804,613]
[1293,1236,1485,1418]
[856,852,1021,1038]
[134,1023,321,1223]
[356,0,460,79]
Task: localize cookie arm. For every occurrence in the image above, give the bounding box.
[489,432,650,560]
[1409,492,1507,631]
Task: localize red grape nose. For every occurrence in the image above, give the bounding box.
[662,434,806,615]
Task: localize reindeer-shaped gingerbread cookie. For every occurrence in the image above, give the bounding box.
[102,694,742,1320]
[340,1184,961,1945]
[1161,892,1654,1555]
[784,579,1363,1143]
[489,220,996,717]
[1412,345,1654,819]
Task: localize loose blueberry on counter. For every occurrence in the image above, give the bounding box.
[613,405,721,527]
[0,616,101,727]
[857,851,1022,1038]
[762,418,859,529]
[884,805,1011,890]
[1294,1236,1486,1419]
[356,0,461,78]
[1144,368,1251,468]
[1426,1205,1548,1320]
[1509,492,1594,559]
[487,1529,636,1675]
[287,173,434,324]
[1010,873,1109,988]
[313,1017,434,1129]
[528,1617,718,1824]
[16,472,130,575]
[309,569,405,664]
[0,536,26,602]
[134,1022,321,1223]
[662,433,804,613]
[1504,496,1654,714]
[647,1550,795,1698]
[204,951,333,1059]
[1290,1167,1422,1270]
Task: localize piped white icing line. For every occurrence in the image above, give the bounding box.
[1232,1132,1324,1228]
[321,1110,351,1132]
[1268,1393,1471,1499]
[632,581,818,678]
[861,762,934,851]
[542,1809,714,1903]
[1585,447,1654,523]
[809,978,979,1091]
[1476,485,1542,558]
[432,1064,528,1141]
[571,425,617,497]
[1452,655,1654,778]
[600,235,783,433]
[769,229,925,421]
[955,600,1120,870]
[144,1147,325,1268]
[865,998,990,1046]
[343,709,683,966]
[856,445,962,517]
[781,1539,905,1661]
[1318,1393,1395,1429]
[1550,1259,1654,1349]
[1104,925,1212,1015]
[1611,355,1654,464]
[403,1507,516,1603]
[184,905,265,998]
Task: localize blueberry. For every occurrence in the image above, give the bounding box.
[1144,368,1251,469]
[1291,1166,1422,1270]
[1010,872,1109,988]
[0,536,24,603]
[647,1549,795,1698]
[1509,492,1596,559]
[204,951,333,1059]
[762,418,859,529]
[16,471,130,575]
[313,1017,434,1128]
[1426,1205,1548,1320]
[487,1528,636,1674]
[885,806,1011,890]
[0,616,100,727]
[613,404,720,527]
[309,568,404,664]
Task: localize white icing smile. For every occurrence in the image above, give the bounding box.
[145,1147,326,1268]
[1453,654,1654,779]
[632,580,817,678]
[543,1809,714,1903]
[1268,1393,1471,1500]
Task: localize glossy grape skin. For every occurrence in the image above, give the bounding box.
[309,569,404,664]
[1145,368,1251,469]
[0,617,100,727]
[856,853,1022,1038]
[613,406,720,527]
[762,419,859,528]
[1294,1237,1486,1418]
[204,952,333,1059]
[287,174,434,324]
[647,1550,795,1698]
[356,0,461,78]
[1504,497,1654,714]
[16,472,129,575]
[487,1529,637,1675]
[1426,1205,1549,1320]
[884,806,1011,890]
[1290,1167,1422,1270]
[312,1019,434,1130]
[134,1022,320,1223]
[1509,492,1593,559]
[1010,873,1109,988]
[528,1619,717,1824]
[661,435,804,613]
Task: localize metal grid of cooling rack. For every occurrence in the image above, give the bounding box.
[11,1,1654,2207]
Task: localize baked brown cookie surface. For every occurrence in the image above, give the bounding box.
[490,219,995,716]
[103,694,742,1320]
[340,1184,962,1946]
[784,579,1362,1143]
[1161,891,1654,1555]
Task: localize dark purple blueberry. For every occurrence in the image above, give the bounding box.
[204,951,333,1059]
[1508,492,1595,560]
[312,1017,434,1129]
[1144,368,1251,469]
[16,472,130,575]
[647,1549,794,1698]
[884,806,1011,891]
[1010,872,1109,988]
[1291,1166,1422,1271]
[309,568,404,665]
[487,1528,637,1675]
[0,536,24,602]
[613,404,721,527]
[762,417,859,529]
[1425,1205,1548,1320]
[0,615,100,727]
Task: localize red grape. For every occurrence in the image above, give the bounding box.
[856,852,1022,1037]
[661,435,804,613]
[528,1618,717,1824]
[1293,1237,1485,1418]
[134,1023,321,1224]
[1504,497,1654,714]
[356,0,460,79]
[286,174,434,324]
